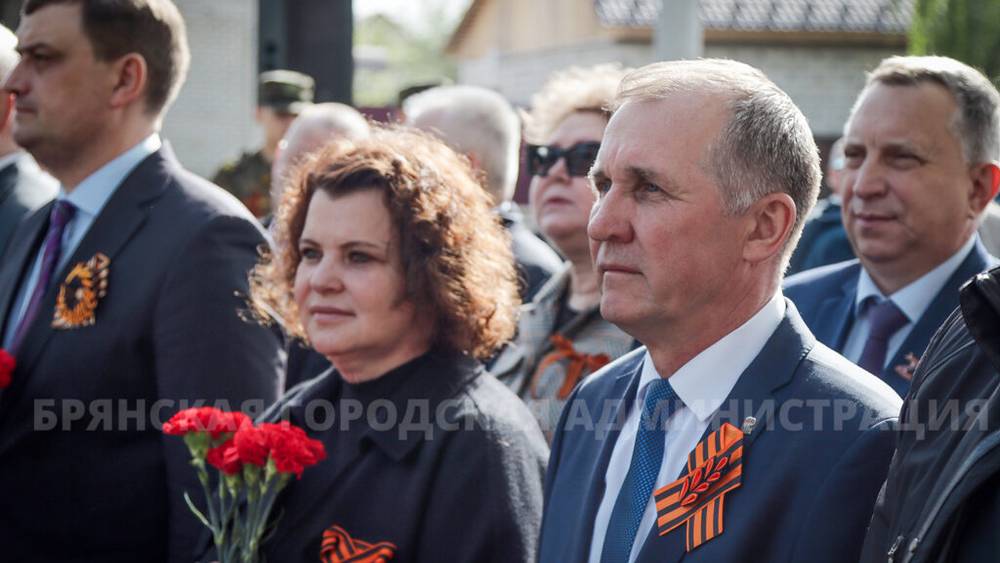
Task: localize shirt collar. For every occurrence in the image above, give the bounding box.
[637,292,786,422]
[854,235,977,321]
[60,133,161,217]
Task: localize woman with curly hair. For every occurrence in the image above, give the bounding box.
[249,126,548,562]
[492,64,636,440]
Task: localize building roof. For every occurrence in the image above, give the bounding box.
[595,0,913,33]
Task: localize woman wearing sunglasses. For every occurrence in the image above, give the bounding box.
[491,65,635,440]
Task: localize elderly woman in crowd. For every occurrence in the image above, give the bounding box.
[491,65,635,439]
[249,126,548,562]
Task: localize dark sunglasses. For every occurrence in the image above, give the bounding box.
[526,141,601,178]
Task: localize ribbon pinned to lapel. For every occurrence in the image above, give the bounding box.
[653,422,744,552]
[320,525,396,563]
[52,253,110,329]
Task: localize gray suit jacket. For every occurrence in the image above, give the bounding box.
[0,152,57,256]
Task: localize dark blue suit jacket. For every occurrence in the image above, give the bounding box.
[784,241,997,396]
[538,301,901,563]
[0,145,283,563]
[785,198,854,276]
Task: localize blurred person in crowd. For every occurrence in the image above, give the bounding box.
[249,126,547,562]
[212,69,313,217]
[785,137,854,275]
[0,21,56,255]
[405,84,562,301]
[489,65,635,438]
[0,1,282,561]
[862,264,1000,563]
[786,56,999,396]
[270,102,370,390]
[270,101,370,217]
[539,59,900,563]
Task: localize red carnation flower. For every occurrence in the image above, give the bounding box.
[265,421,326,478]
[163,407,251,438]
[206,438,243,475]
[233,424,271,467]
[0,349,14,389]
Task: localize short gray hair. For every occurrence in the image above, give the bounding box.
[404,85,520,202]
[614,59,821,264]
[858,55,1000,164]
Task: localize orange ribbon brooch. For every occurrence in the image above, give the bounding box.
[530,334,610,400]
[52,253,110,329]
[654,422,744,552]
[320,525,396,563]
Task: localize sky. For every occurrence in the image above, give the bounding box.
[353,0,472,33]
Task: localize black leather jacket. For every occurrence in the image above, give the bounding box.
[862,266,1000,563]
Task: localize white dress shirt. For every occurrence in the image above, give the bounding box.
[2,134,161,348]
[588,293,786,563]
[841,235,977,367]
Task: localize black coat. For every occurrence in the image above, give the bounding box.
[257,348,549,562]
[0,145,283,563]
[499,203,562,302]
[862,265,1000,563]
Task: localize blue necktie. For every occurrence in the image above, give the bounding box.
[601,378,682,563]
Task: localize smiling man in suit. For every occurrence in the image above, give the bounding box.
[785,56,1000,397]
[0,1,282,562]
[538,59,901,563]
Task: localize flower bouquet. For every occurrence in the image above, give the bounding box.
[163,407,326,563]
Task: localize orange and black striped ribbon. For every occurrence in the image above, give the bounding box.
[320,525,397,563]
[530,334,611,400]
[653,422,744,551]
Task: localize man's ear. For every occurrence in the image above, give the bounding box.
[969,162,1000,215]
[743,192,796,264]
[108,53,147,110]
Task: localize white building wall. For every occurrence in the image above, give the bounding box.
[457,41,902,136]
[705,44,902,137]
[162,0,258,178]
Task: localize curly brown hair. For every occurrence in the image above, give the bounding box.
[250,125,519,359]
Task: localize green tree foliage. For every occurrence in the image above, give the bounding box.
[909,0,1000,80]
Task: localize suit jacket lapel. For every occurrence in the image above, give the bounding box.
[6,148,173,381]
[811,264,860,352]
[636,301,813,563]
[566,359,644,563]
[0,203,50,335]
[882,240,994,385]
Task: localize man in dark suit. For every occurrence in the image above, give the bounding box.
[405,85,563,301]
[0,1,283,562]
[0,21,56,255]
[538,59,901,563]
[785,56,1000,397]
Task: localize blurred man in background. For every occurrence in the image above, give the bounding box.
[212,69,313,217]
[405,85,562,301]
[786,56,999,396]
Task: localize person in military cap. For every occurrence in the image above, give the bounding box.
[212,69,314,217]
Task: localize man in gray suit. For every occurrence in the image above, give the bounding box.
[0,21,55,254]
[0,1,282,561]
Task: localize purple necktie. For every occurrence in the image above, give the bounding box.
[9,200,76,354]
[857,298,908,374]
